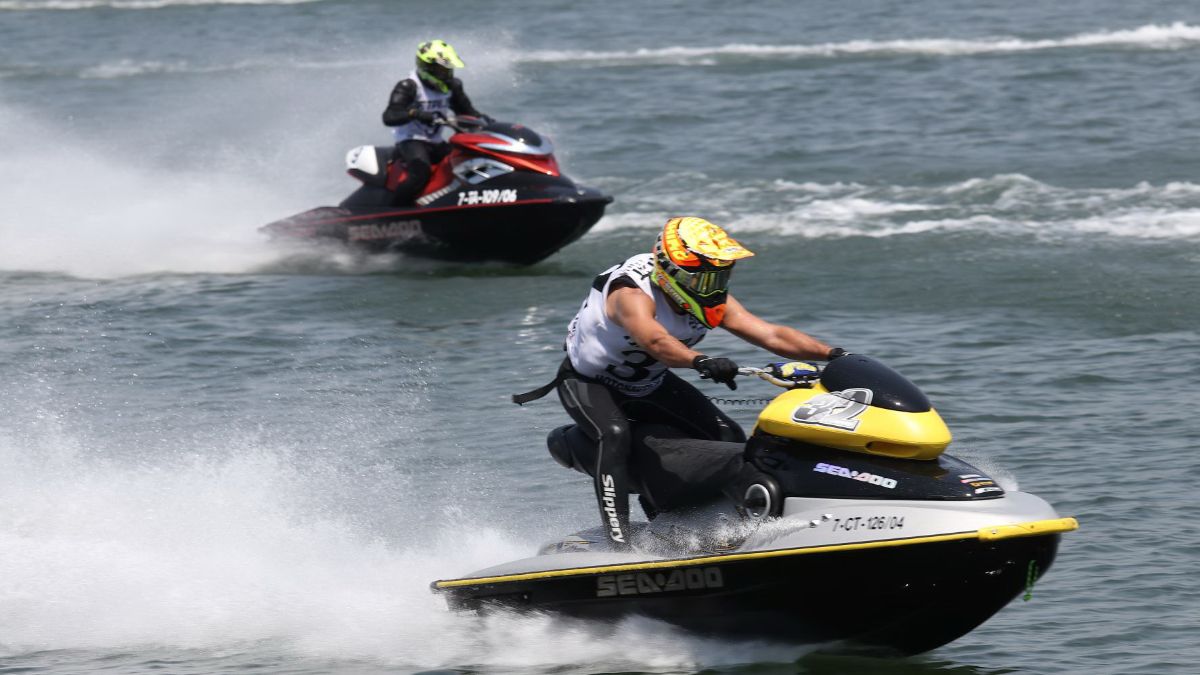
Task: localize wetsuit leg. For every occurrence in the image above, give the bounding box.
[428,141,451,166]
[557,376,633,549]
[390,140,433,206]
[622,371,747,443]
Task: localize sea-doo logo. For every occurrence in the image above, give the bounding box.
[596,567,724,597]
[347,221,420,241]
[813,462,898,489]
[601,474,625,543]
[791,388,872,430]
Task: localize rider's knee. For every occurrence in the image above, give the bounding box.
[596,420,631,459]
[406,159,431,183]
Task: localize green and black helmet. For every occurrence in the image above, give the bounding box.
[415,40,465,93]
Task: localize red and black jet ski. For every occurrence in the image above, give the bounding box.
[261,117,612,265]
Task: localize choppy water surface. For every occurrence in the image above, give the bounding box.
[2,1,1198,673]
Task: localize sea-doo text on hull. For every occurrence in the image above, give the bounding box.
[261,117,612,265]
[432,356,1077,654]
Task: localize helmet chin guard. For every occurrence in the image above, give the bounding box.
[652,217,754,328]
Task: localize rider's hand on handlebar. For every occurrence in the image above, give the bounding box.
[412,109,445,125]
[693,355,739,390]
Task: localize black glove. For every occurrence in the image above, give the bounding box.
[826,347,848,360]
[411,109,443,124]
[692,355,739,390]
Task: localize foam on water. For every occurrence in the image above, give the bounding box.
[0,31,521,280]
[522,22,1200,65]
[0,410,810,671]
[0,106,292,278]
[0,0,318,10]
[69,57,386,80]
[596,173,1200,241]
[15,21,1191,77]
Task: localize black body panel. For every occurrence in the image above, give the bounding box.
[745,433,1005,501]
[262,184,610,265]
[821,355,931,412]
[437,533,1061,655]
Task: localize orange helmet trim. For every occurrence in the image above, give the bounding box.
[661,218,700,267]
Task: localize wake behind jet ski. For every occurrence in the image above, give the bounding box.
[432,355,1078,655]
[260,116,612,265]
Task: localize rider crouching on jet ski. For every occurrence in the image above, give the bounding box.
[381,40,488,206]
[519,217,845,551]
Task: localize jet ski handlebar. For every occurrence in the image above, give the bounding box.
[436,114,489,133]
[738,362,822,389]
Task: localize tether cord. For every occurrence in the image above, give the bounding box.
[707,396,775,406]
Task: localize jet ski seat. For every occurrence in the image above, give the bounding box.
[547,423,745,515]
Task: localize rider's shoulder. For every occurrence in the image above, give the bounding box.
[620,252,654,272]
[607,283,655,317]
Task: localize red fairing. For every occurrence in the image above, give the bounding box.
[386,162,408,191]
[421,152,459,195]
[451,133,561,176]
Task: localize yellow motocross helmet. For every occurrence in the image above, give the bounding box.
[415,40,465,93]
[651,217,755,328]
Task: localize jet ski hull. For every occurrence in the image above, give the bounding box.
[434,521,1071,654]
[261,190,611,265]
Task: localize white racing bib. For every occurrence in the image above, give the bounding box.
[566,253,708,396]
[390,70,452,143]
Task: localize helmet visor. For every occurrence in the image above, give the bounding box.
[671,265,731,298]
[423,62,453,82]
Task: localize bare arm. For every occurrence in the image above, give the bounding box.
[606,286,701,368]
[720,295,834,360]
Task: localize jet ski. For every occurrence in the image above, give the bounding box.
[260,116,612,265]
[432,355,1077,655]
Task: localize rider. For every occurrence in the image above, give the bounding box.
[525,216,845,550]
[381,40,487,206]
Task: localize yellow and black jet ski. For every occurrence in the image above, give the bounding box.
[432,355,1077,655]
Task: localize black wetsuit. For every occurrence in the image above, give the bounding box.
[381,77,483,206]
[555,278,746,549]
